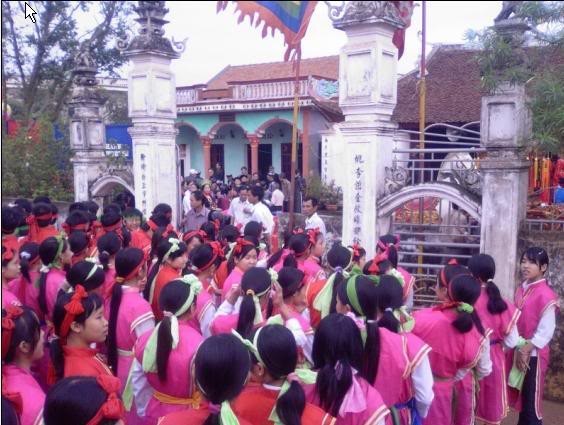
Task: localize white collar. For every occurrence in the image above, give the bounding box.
[522,278,546,290]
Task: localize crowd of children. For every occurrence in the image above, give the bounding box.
[1,196,558,425]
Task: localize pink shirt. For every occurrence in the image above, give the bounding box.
[221,266,244,300]
[2,364,45,425]
[44,268,67,321]
[2,286,21,309]
[8,272,40,316]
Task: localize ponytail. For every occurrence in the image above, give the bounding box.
[50,336,65,381]
[20,255,32,284]
[266,248,286,269]
[144,258,161,301]
[236,268,272,339]
[377,308,400,333]
[485,280,508,314]
[387,244,398,268]
[236,292,257,339]
[452,309,475,334]
[98,251,110,271]
[276,380,305,425]
[38,270,49,316]
[282,253,298,269]
[446,274,484,335]
[107,282,123,375]
[316,361,353,417]
[156,316,173,381]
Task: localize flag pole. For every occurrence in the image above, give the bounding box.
[288,53,301,230]
[417,0,427,275]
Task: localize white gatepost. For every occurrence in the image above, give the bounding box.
[329,1,405,258]
[119,1,186,224]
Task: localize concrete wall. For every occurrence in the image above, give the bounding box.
[518,229,564,402]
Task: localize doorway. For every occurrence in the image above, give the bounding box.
[281,142,303,178]
[247,144,272,179]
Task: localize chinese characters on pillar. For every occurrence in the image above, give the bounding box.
[323,138,329,183]
[353,154,364,244]
[140,153,147,216]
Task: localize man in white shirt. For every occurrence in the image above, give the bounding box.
[228,185,252,231]
[270,182,284,214]
[248,186,274,236]
[182,180,198,216]
[303,197,326,238]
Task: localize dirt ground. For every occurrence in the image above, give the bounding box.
[501,400,564,424]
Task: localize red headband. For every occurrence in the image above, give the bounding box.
[2,246,15,262]
[233,238,255,256]
[196,241,224,272]
[350,243,363,260]
[115,252,147,284]
[59,285,88,341]
[306,228,321,246]
[2,305,24,359]
[183,229,207,243]
[26,213,54,243]
[85,375,124,425]
[367,252,388,274]
[439,258,459,288]
[63,222,89,235]
[103,220,122,233]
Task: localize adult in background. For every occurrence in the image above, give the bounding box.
[228,185,252,232]
[185,190,210,232]
[270,182,284,214]
[294,170,306,213]
[247,186,274,238]
[303,196,326,239]
[279,172,291,212]
[213,162,224,183]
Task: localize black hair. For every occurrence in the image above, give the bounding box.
[69,202,88,213]
[1,207,23,234]
[304,197,319,207]
[449,274,485,335]
[123,207,143,219]
[50,204,59,225]
[373,275,404,332]
[250,185,264,201]
[227,236,259,274]
[468,254,508,314]
[1,306,41,363]
[266,247,286,269]
[101,211,131,248]
[437,263,469,289]
[236,267,272,339]
[281,233,311,267]
[83,201,100,218]
[18,242,40,285]
[68,231,89,257]
[277,267,306,299]
[152,204,173,222]
[51,292,103,381]
[43,376,121,425]
[195,334,250,425]
[108,247,145,375]
[14,198,32,215]
[64,210,90,234]
[351,246,366,263]
[378,234,399,268]
[325,243,353,314]
[97,232,122,272]
[191,190,210,209]
[143,238,188,301]
[66,260,105,293]
[31,202,53,228]
[33,196,51,204]
[243,221,263,240]
[520,247,549,272]
[156,279,197,381]
[200,221,217,242]
[1,396,20,425]
[219,225,240,244]
[336,275,382,384]
[312,314,364,417]
[102,203,122,215]
[255,325,305,425]
[190,243,222,273]
[38,237,68,316]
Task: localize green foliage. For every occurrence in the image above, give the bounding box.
[466,1,564,153]
[2,117,74,201]
[306,175,343,208]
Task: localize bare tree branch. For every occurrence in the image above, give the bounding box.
[4,1,28,89]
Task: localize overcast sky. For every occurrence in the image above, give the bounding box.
[160,1,503,87]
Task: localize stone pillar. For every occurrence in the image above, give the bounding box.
[302,110,310,176]
[248,135,260,176]
[201,136,212,175]
[329,1,405,258]
[119,1,186,223]
[480,83,530,299]
[68,51,107,202]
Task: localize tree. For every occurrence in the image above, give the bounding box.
[1,1,134,125]
[466,1,564,153]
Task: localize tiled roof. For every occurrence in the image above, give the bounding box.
[206,56,339,89]
[392,45,485,124]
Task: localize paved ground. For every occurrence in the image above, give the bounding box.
[501,400,564,424]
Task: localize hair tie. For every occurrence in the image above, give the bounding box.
[457,302,474,314]
[163,311,174,318]
[115,277,125,284]
[2,305,24,359]
[486,278,494,283]
[85,375,124,425]
[384,307,394,313]
[334,266,343,274]
[59,285,88,341]
[233,238,254,257]
[19,251,31,260]
[267,268,278,284]
[162,238,181,262]
[246,289,256,296]
[447,258,458,265]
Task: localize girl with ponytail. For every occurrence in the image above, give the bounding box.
[2,245,22,308]
[412,273,491,425]
[144,237,188,321]
[106,247,154,425]
[7,243,41,315]
[467,254,520,425]
[25,202,59,244]
[376,234,415,308]
[306,243,354,328]
[188,242,224,337]
[130,276,203,422]
[37,235,72,321]
[221,237,258,300]
[181,229,206,262]
[211,267,273,337]
[97,232,122,297]
[50,286,111,382]
[232,324,333,425]
[65,260,106,296]
[373,275,435,424]
[68,231,90,266]
[2,306,45,425]
[158,334,252,425]
[310,313,390,425]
